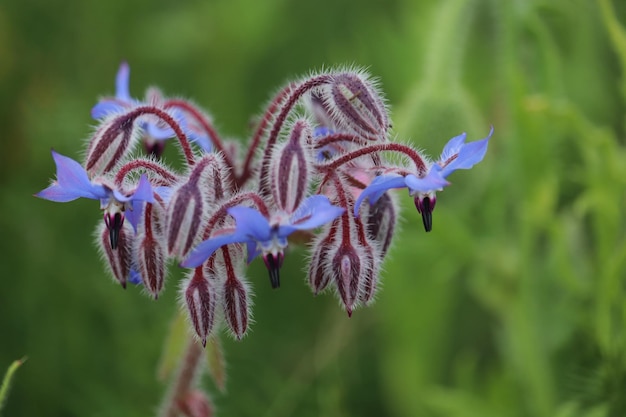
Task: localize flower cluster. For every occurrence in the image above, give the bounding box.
[36,63,492,345]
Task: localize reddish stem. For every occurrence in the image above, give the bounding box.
[134,106,196,166]
[316,143,427,174]
[164,99,233,168]
[114,159,178,187]
[239,82,296,185]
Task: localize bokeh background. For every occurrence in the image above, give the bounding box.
[2,0,626,416]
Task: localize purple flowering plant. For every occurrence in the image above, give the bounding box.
[36,63,491,415]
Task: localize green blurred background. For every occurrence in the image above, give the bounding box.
[2,0,626,416]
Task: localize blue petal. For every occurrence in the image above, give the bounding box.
[112,175,154,204]
[227,206,272,242]
[189,132,212,153]
[314,127,334,137]
[404,171,449,193]
[288,195,344,232]
[438,132,467,163]
[353,175,407,217]
[116,62,132,102]
[36,151,108,202]
[181,231,250,268]
[125,199,144,233]
[440,127,492,177]
[142,121,175,140]
[91,101,126,119]
[129,268,143,285]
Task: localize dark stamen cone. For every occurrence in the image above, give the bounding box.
[421,197,432,232]
[263,253,283,289]
[106,212,124,249]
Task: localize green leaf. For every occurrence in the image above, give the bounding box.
[0,357,27,416]
[157,310,189,382]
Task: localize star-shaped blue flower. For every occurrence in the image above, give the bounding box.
[354,127,492,231]
[91,62,212,153]
[36,150,155,247]
[182,195,344,288]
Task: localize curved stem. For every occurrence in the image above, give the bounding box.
[256,75,333,194]
[134,106,196,166]
[316,143,427,174]
[157,337,204,417]
[164,99,233,168]
[114,160,178,187]
[240,82,296,185]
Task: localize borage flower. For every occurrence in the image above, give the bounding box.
[182,195,344,289]
[35,150,154,248]
[354,128,493,231]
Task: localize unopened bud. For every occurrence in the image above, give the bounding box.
[327,72,389,141]
[365,192,398,258]
[269,119,312,213]
[166,155,230,259]
[332,242,362,316]
[85,109,142,176]
[183,267,218,346]
[135,203,167,299]
[96,221,134,288]
[223,276,250,340]
[307,225,339,295]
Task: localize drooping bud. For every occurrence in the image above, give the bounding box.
[183,267,218,347]
[269,119,312,213]
[365,192,398,258]
[85,109,143,176]
[332,242,362,316]
[222,263,250,339]
[166,155,227,259]
[95,221,134,288]
[135,203,167,299]
[414,193,436,232]
[176,389,214,417]
[324,71,389,141]
[307,224,339,295]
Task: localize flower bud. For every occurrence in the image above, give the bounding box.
[166,155,227,259]
[85,109,142,176]
[307,224,339,295]
[365,192,398,258]
[326,71,389,141]
[222,274,250,340]
[95,221,134,288]
[135,203,167,299]
[332,242,362,316]
[183,266,218,347]
[269,119,312,213]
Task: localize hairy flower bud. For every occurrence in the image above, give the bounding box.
[222,263,251,339]
[85,110,143,176]
[365,192,398,258]
[95,221,134,288]
[166,155,228,259]
[135,203,167,299]
[270,119,312,213]
[183,267,218,346]
[324,71,389,141]
[307,225,339,295]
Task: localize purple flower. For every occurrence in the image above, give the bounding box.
[182,195,344,288]
[354,128,492,231]
[91,62,212,153]
[36,150,154,248]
